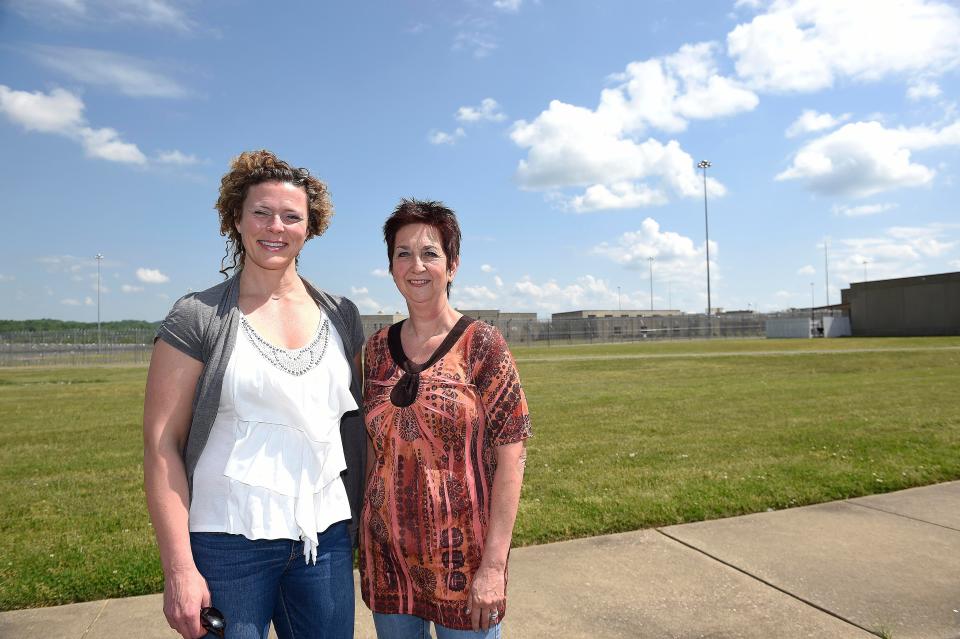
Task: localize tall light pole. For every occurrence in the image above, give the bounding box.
[648,257,655,313]
[862,259,868,282]
[698,160,712,316]
[810,282,815,321]
[95,253,104,354]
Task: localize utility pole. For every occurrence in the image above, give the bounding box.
[698,160,712,317]
[96,253,104,354]
[648,257,655,313]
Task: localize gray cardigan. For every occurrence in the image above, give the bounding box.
[155,274,367,544]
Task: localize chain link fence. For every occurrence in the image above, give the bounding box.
[489,313,766,346]
[1,311,846,367]
[0,329,154,367]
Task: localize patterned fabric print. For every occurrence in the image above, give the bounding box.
[359,321,531,631]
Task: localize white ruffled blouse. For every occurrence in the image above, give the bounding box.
[189,311,357,563]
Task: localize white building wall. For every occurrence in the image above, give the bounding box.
[765,317,852,338]
[765,318,814,338]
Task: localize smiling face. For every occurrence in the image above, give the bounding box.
[235,180,309,273]
[391,223,459,306]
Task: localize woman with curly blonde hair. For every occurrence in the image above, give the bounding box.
[144,150,365,639]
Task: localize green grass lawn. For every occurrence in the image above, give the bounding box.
[2,336,959,610]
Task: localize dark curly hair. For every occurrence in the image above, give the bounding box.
[215,149,333,276]
[383,198,461,297]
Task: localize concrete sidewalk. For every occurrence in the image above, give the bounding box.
[3,482,959,639]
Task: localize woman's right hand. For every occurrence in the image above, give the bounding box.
[163,566,211,639]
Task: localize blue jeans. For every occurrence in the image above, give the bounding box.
[372,612,501,639]
[190,521,354,639]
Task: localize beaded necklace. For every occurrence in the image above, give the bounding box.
[240,314,330,376]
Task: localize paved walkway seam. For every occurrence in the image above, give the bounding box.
[79,600,108,639]
[654,527,884,638]
[844,499,960,533]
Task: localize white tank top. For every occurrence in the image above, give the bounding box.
[188,310,357,563]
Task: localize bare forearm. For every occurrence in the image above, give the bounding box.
[143,340,205,574]
[144,445,196,573]
[479,442,526,570]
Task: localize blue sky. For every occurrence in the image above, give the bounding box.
[1,0,959,321]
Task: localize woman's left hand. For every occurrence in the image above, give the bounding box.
[467,564,505,631]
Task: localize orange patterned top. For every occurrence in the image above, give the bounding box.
[359,317,532,630]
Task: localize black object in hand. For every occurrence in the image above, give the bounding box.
[200,606,225,638]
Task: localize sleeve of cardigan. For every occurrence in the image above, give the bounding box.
[154,293,206,362]
[340,296,365,355]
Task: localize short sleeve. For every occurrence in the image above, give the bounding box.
[471,325,532,446]
[155,294,205,362]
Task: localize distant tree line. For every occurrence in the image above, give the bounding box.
[0,319,160,333]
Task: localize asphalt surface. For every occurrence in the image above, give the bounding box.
[3,481,958,639]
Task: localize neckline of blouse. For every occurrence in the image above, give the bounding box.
[387,315,474,374]
[239,312,327,354]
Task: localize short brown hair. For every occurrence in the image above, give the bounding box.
[215,149,333,275]
[383,199,462,297]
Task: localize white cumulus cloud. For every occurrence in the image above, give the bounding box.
[121,284,144,293]
[592,217,715,283]
[136,267,170,284]
[591,218,717,311]
[350,286,381,313]
[728,0,960,93]
[776,120,960,197]
[785,109,848,137]
[78,126,146,163]
[569,182,668,212]
[0,86,85,133]
[480,264,495,273]
[907,79,943,101]
[371,268,390,278]
[428,128,466,145]
[456,98,507,123]
[797,265,816,275]
[452,285,499,308]
[833,223,957,283]
[603,42,759,133]
[0,85,146,164]
[511,275,617,313]
[510,42,743,210]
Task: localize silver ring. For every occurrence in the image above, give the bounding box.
[489,610,499,620]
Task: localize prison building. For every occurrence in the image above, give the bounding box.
[360,313,408,339]
[841,271,960,336]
